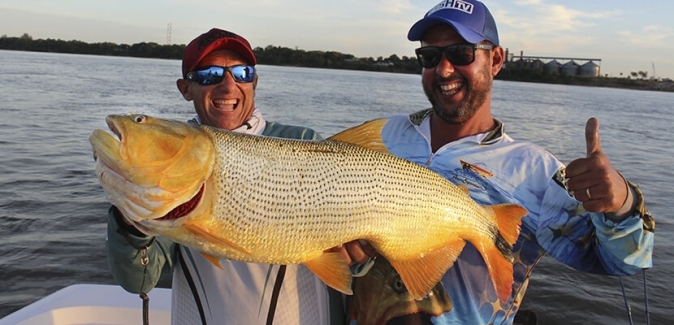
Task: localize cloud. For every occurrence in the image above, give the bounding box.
[374,0,414,14]
[502,3,622,34]
[618,25,674,46]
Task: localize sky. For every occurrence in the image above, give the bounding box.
[1,0,673,79]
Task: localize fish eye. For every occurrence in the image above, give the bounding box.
[133,115,146,123]
[393,276,406,293]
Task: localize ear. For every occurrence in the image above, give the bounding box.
[176,79,193,101]
[252,75,258,90]
[491,45,505,77]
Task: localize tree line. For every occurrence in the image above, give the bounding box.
[0,33,421,74]
[3,33,669,92]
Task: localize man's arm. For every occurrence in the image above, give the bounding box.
[560,117,654,274]
[538,174,654,276]
[589,181,655,274]
[106,206,176,293]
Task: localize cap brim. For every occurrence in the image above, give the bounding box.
[407,17,486,44]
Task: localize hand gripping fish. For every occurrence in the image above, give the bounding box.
[89,114,527,302]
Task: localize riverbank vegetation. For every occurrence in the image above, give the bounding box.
[2,33,672,92]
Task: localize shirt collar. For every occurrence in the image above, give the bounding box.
[409,108,504,145]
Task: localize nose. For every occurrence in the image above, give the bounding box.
[215,70,238,90]
[434,52,455,77]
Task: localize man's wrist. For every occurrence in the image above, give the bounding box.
[605,184,635,222]
[112,207,146,237]
[605,181,655,232]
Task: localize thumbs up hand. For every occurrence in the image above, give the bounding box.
[565,117,629,213]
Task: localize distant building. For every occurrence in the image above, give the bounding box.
[579,61,601,77]
[504,49,601,77]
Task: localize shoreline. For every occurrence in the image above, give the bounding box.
[495,72,674,92]
[2,43,672,93]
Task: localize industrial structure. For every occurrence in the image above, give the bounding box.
[504,49,601,77]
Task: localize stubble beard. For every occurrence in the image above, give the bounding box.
[424,68,492,124]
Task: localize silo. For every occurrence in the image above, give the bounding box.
[544,59,561,74]
[561,60,580,75]
[513,58,527,68]
[531,59,544,70]
[579,61,600,77]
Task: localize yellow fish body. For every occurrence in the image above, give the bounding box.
[89,114,527,302]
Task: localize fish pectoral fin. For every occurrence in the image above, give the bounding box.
[184,222,251,256]
[326,118,390,154]
[304,252,353,295]
[388,239,466,301]
[199,252,223,269]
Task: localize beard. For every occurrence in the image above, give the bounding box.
[423,63,492,124]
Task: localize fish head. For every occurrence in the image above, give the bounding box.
[89,114,215,225]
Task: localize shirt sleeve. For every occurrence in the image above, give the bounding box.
[533,175,654,276]
[106,206,176,293]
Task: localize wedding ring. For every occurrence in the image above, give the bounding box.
[585,188,592,200]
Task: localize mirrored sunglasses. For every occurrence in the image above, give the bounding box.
[187,65,256,85]
[415,44,493,68]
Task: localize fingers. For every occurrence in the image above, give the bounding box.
[327,240,378,266]
[573,186,598,203]
[585,117,602,157]
[344,240,378,265]
[567,118,628,213]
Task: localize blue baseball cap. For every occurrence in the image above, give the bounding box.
[408,0,499,45]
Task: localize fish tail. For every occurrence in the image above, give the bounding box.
[491,204,527,245]
[478,239,515,303]
[478,204,528,303]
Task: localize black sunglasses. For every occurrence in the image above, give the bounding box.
[415,44,494,68]
[186,65,256,85]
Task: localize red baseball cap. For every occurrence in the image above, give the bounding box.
[181,28,257,78]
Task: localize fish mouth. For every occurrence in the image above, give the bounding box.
[90,117,124,166]
[107,118,122,142]
[156,184,205,221]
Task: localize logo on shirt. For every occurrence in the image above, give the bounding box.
[460,160,493,178]
[429,0,474,15]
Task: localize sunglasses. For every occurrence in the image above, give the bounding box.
[186,65,256,85]
[415,44,494,68]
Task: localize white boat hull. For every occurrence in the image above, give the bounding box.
[0,284,171,325]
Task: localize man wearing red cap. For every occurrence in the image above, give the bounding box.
[342,1,655,324]
[106,28,332,325]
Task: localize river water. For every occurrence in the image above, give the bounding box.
[0,50,672,324]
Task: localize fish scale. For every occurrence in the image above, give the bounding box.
[210,132,455,257]
[90,114,527,301]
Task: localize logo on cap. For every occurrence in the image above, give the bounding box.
[430,0,474,15]
[198,29,241,49]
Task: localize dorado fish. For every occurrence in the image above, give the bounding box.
[89,114,527,302]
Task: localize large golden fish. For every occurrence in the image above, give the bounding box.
[89,114,527,302]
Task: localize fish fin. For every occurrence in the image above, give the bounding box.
[474,203,527,303]
[388,239,466,300]
[326,119,390,154]
[184,222,251,256]
[474,236,516,304]
[491,204,528,246]
[199,252,223,269]
[303,252,353,295]
[457,184,470,195]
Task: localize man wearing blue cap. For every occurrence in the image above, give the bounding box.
[342,1,654,324]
